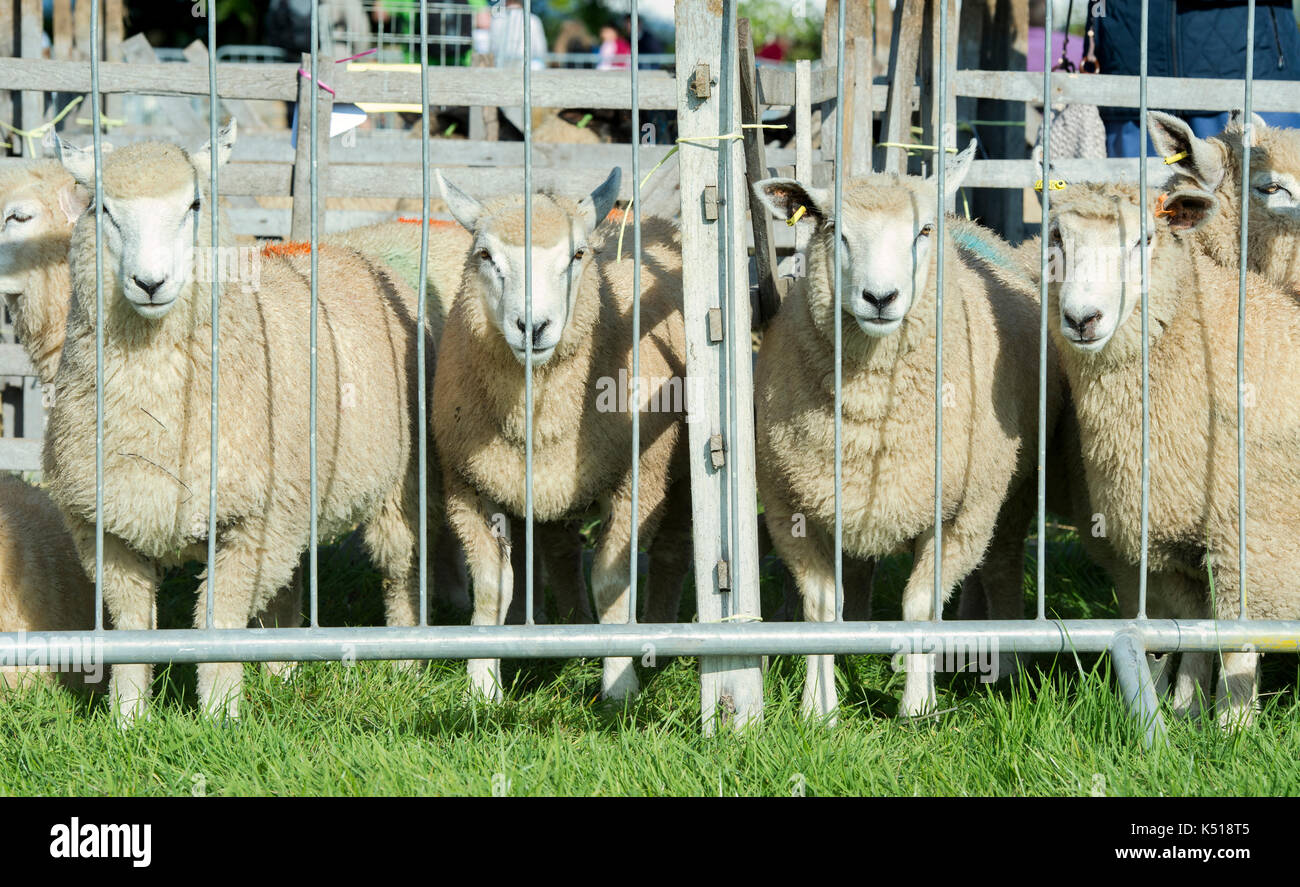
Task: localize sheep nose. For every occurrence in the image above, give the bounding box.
[514,318,551,348]
[862,289,898,311]
[133,275,166,298]
[1064,308,1103,339]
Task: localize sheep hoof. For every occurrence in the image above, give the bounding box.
[801,654,839,723]
[1216,702,1256,732]
[600,657,639,701]
[467,659,504,702]
[263,661,298,682]
[899,655,937,718]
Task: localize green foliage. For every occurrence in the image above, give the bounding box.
[740,0,825,61]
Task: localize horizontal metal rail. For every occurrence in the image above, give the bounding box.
[0,621,1295,666]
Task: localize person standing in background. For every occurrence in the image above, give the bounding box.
[489,0,547,70]
[1090,0,1300,156]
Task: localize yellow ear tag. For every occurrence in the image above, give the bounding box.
[1033,179,1068,192]
[1163,151,1189,165]
[787,204,807,226]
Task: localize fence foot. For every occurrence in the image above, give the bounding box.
[1109,628,1169,750]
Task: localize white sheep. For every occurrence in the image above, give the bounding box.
[753,145,1064,719]
[1046,180,1300,728]
[432,168,691,701]
[1148,110,1300,288]
[47,121,438,720]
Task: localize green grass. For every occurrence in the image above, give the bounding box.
[0,525,1295,796]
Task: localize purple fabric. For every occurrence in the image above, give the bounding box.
[1027,27,1085,72]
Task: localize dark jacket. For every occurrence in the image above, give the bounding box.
[1090,0,1300,120]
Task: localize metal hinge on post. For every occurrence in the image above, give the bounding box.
[691,62,712,99]
[709,432,725,469]
[702,184,719,221]
[707,307,724,343]
[716,559,731,591]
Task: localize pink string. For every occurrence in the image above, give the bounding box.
[296,68,336,95]
[335,48,379,64]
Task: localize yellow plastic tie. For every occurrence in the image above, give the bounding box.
[1163,151,1188,165]
[0,96,83,155]
[787,205,807,226]
[1034,179,1068,192]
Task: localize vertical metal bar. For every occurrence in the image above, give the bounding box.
[524,0,535,626]
[309,0,321,628]
[1137,0,1150,620]
[628,0,641,623]
[832,0,846,622]
[1237,0,1254,621]
[1037,0,1051,621]
[205,3,220,630]
[90,0,104,632]
[721,3,737,622]
[418,0,430,626]
[932,0,947,623]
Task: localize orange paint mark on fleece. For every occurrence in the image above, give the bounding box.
[261,241,314,258]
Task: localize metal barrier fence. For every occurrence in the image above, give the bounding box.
[2,0,1298,744]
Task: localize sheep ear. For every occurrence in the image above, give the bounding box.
[1147,110,1226,191]
[932,139,976,201]
[1161,187,1219,233]
[436,170,482,232]
[193,118,238,170]
[752,177,831,224]
[56,138,99,191]
[56,183,90,226]
[577,167,621,233]
[1227,109,1268,135]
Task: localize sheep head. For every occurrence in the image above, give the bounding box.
[438,167,620,366]
[753,141,975,339]
[0,160,85,316]
[1047,182,1216,356]
[57,120,236,321]
[1150,109,1300,287]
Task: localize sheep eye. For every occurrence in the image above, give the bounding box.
[4,212,31,226]
[918,223,934,238]
[1261,183,1281,194]
[477,248,492,262]
[190,199,201,213]
[1049,227,1063,245]
[572,248,586,262]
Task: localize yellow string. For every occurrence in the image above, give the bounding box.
[74,116,126,128]
[0,96,83,155]
[878,140,958,154]
[616,124,788,261]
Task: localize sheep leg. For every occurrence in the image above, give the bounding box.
[360,477,428,673]
[65,516,158,723]
[253,564,303,680]
[192,525,297,720]
[1216,650,1259,731]
[446,473,513,701]
[537,521,592,624]
[975,479,1036,683]
[899,525,988,717]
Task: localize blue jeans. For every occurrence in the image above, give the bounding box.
[1105,111,1300,157]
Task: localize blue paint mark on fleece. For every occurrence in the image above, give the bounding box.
[952,227,1014,272]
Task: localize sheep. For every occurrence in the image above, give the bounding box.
[1148,110,1300,288]
[752,144,1064,720]
[0,157,303,675]
[0,160,87,385]
[432,167,691,701]
[46,120,438,721]
[1045,180,1300,728]
[0,474,99,689]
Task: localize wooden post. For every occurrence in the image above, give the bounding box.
[291,53,333,243]
[52,0,72,61]
[104,0,123,121]
[738,18,783,328]
[878,0,923,174]
[851,38,874,176]
[920,0,959,193]
[18,0,40,157]
[0,0,14,157]
[967,0,1028,242]
[676,0,763,733]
